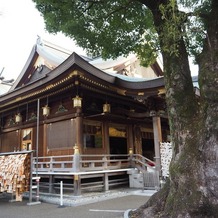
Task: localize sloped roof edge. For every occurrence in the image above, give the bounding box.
[1,52,165,106]
[36,45,64,67]
[9,45,37,91]
[71,53,164,89]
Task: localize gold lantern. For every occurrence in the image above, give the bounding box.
[42,105,50,116]
[103,103,111,113]
[15,113,22,123]
[73,95,82,108]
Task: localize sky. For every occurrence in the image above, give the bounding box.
[0,0,85,81]
[0,0,198,81]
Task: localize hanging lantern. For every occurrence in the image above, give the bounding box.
[129,147,133,155]
[158,110,165,116]
[15,113,22,123]
[42,105,50,116]
[72,95,82,108]
[103,103,111,113]
[149,110,157,117]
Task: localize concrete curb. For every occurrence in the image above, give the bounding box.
[124,209,132,218]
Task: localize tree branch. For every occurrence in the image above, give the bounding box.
[136,0,168,10]
[186,11,209,20]
[82,0,104,13]
[81,0,136,21]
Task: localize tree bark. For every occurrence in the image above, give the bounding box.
[131,0,218,217]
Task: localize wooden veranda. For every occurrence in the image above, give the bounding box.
[32,149,159,196]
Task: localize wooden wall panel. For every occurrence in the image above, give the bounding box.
[31,125,44,157]
[0,131,19,153]
[47,148,74,156]
[47,120,76,150]
[82,147,107,155]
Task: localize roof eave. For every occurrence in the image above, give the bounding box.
[9,45,38,91]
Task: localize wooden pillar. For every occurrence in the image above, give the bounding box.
[74,174,81,196]
[73,146,80,172]
[128,148,134,167]
[128,124,134,166]
[17,129,21,151]
[134,125,142,155]
[152,116,162,174]
[72,83,83,196]
[103,122,110,154]
[75,107,83,152]
[127,125,134,154]
[48,175,54,193]
[73,143,81,196]
[43,124,47,156]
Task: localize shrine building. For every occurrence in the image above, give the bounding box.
[0,38,169,195]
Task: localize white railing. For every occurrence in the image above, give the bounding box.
[131,154,156,171]
[33,153,160,193]
[131,154,159,189]
[34,155,74,172]
[33,154,130,173]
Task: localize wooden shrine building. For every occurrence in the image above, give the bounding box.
[0,39,169,194]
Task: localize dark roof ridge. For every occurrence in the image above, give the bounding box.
[9,45,37,91]
[70,53,165,89]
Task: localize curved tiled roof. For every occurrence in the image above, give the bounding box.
[2,38,165,113]
[10,37,163,91]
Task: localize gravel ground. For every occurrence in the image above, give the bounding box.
[23,188,156,207]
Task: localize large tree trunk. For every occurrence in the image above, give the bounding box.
[131,0,218,217]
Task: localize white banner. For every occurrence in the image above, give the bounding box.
[160,142,172,178]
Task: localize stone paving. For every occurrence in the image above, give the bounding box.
[0,188,156,218]
[25,188,156,207]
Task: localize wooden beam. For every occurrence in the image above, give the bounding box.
[152,116,162,174]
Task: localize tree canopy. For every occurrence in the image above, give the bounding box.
[33,0,211,67]
[33,0,218,217]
